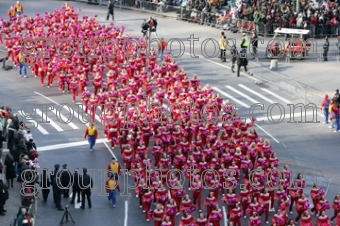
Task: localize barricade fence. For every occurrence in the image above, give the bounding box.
[249,61,307,104]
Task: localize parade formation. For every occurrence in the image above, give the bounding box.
[1,1,340,226]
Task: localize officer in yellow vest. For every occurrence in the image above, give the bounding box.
[14,1,23,16]
[17,51,27,78]
[8,6,16,19]
[240,33,249,54]
[84,123,98,151]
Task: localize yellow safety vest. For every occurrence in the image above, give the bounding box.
[242,36,249,47]
[110,163,119,174]
[108,179,117,190]
[18,53,25,63]
[88,126,96,136]
[9,9,15,17]
[16,4,22,12]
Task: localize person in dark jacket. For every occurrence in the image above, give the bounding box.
[236,53,248,77]
[80,168,93,209]
[26,139,36,153]
[7,113,19,153]
[250,31,258,59]
[70,168,81,204]
[141,20,149,38]
[50,164,61,209]
[107,0,114,21]
[4,154,16,188]
[323,37,329,61]
[40,169,50,201]
[52,172,63,211]
[230,45,238,73]
[0,179,9,215]
[60,164,72,198]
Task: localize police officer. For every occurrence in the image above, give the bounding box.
[107,0,114,21]
[50,164,61,209]
[323,37,329,61]
[60,164,72,198]
[80,168,93,209]
[52,170,63,211]
[40,169,50,202]
[240,33,249,54]
[236,52,248,77]
[70,168,81,204]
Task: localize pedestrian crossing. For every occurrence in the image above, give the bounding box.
[25,84,322,136]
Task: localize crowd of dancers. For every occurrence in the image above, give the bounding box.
[1,3,340,226]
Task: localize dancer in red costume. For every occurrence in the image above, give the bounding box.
[149,204,164,226]
[331,194,340,222]
[180,194,195,214]
[142,189,154,221]
[316,210,331,226]
[272,210,287,226]
[69,77,78,102]
[161,216,173,226]
[300,211,313,226]
[208,204,223,226]
[230,202,243,226]
[191,176,203,212]
[164,199,177,226]
[204,192,217,219]
[222,189,237,219]
[178,212,195,226]
[248,212,262,226]
[295,193,310,223]
[259,188,271,224]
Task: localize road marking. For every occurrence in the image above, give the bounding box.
[222,206,228,226]
[48,107,79,129]
[124,201,128,226]
[226,85,259,103]
[37,138,107,151]
[34,91,88,124]
[212,87,250,108]
[182,52,258,81]
[254,124,280,143]
[35,109,64,132]
[18,112,49,135]
[261,88,292,104]
[238,84,275,103]
[69,192,81,209]
[103,141,117,160]
[81,105,103,123]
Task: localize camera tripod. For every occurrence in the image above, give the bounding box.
[60,206,75,226]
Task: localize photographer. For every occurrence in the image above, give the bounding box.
[141,20,149,38]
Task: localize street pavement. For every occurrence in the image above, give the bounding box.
[0,0,339,225]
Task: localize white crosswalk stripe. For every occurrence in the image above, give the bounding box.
[212,87,250,108]
[35,109,64,132]
[28,84,308,136]
[237,84,275,103]
[261,88,292,104]
[226,85,259,104]
[47,107,79,129]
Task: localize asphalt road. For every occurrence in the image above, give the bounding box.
[0,0,338,225]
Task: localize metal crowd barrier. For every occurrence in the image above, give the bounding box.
[73,0,340,39]
[249,61,307,104]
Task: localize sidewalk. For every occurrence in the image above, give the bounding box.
[1,148,38,226]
